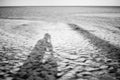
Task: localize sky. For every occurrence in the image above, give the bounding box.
[0,0,120,6]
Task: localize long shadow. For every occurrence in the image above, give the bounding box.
[95,25,120,35]
[12,33,58,80]
[68,23,120,60]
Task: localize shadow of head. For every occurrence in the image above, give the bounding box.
[44,33,51,43]
[12,33,58,80]
[68,23,120,60]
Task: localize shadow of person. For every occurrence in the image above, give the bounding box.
[13,33,57,80]
[68,23,120,80]
[68,23,120,60]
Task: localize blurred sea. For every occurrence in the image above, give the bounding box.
[0,6,120,20]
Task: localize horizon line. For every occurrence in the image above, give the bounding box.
[0,5,120,7]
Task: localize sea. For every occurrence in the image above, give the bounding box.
[0,6,120,21]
